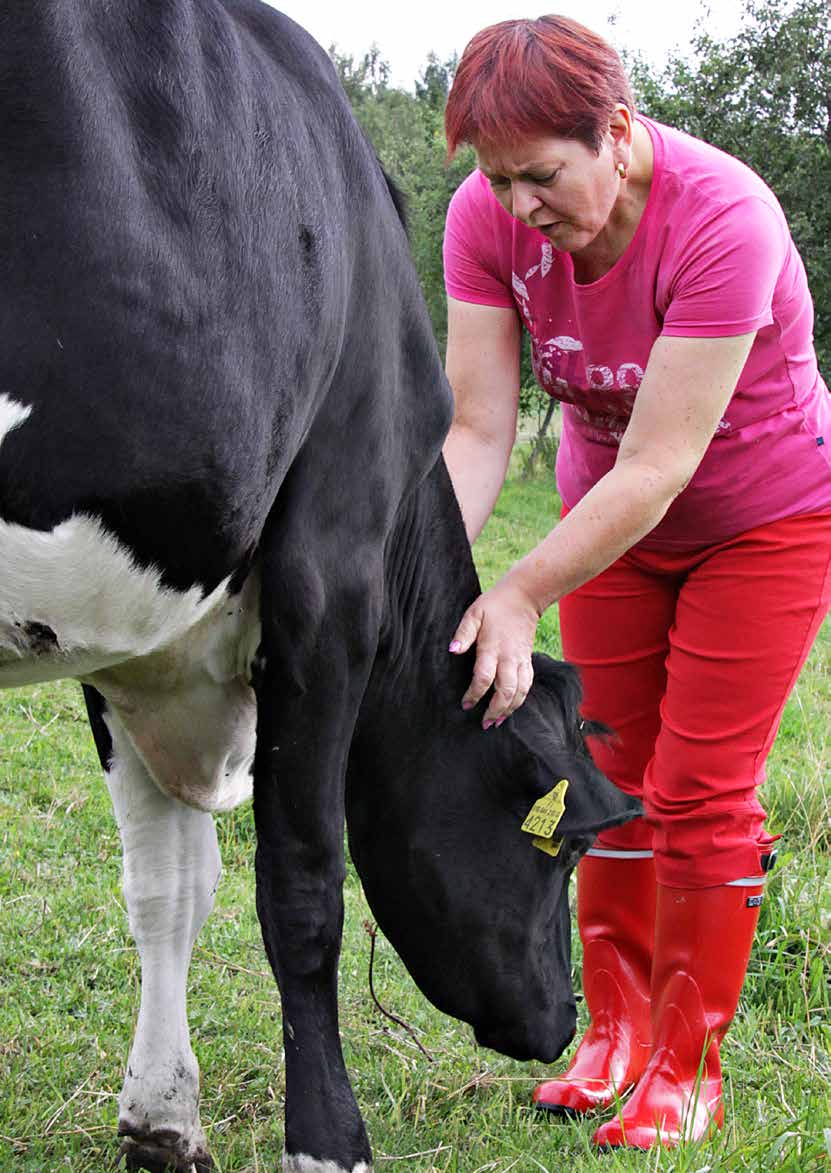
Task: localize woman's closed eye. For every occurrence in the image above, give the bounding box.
[487,169,560,189]
[524,169,560,185]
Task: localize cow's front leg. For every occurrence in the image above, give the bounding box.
[252,571,376,1172]
[84,688,218,1172]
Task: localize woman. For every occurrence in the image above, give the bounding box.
[441,15,831,1150]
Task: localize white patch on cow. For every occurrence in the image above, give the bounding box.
[0,502,260,810]
[283,1157,371,1173]
[0,393,32,447]
[0,512,231,686]
[105,708,218,1163]
[89,568,260,811]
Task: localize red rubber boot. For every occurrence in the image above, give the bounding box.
[593,879,764,1148]
[533,850,655,1115]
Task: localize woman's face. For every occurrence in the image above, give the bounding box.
[476,131,622,255]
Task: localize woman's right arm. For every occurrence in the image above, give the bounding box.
[443,295,522,543]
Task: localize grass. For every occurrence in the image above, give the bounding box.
[1,452,829,1171]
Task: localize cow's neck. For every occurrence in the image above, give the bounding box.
[360,457,484,729]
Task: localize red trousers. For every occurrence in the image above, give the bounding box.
[559,509,831,887]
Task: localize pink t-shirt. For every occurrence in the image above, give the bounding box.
[444,116,831,547]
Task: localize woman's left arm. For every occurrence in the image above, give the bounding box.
[451,331,757,727]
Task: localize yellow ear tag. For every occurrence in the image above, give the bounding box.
[532,834,563,858]
[521,778,569,858]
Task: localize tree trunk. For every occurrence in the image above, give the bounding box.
[521,399,557,480]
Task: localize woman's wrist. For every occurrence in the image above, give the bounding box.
[501,561,550,620]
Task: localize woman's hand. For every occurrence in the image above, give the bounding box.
[449,574,543,728]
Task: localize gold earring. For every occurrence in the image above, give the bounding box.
[616,161,627,179]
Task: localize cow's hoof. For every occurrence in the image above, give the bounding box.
[119,1132,214,1172]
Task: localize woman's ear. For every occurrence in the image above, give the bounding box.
[608,103,634,149]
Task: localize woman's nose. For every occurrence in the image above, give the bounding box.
[511,181,543,224]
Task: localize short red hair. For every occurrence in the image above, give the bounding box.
[445,15,634,158]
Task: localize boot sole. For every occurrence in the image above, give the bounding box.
[534,1102,583,1119]
[534,1083,637,1119]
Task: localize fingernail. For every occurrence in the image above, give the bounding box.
[483,719,494,730]
[448,640,462,653]
[462,701,474,711]
[495,716,507,727]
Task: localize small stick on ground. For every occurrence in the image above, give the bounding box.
[363,920,433,1062]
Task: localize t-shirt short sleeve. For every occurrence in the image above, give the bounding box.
[662,195,788,337]
[443,171,516,309]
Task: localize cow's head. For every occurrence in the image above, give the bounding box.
[346,653,641,1063]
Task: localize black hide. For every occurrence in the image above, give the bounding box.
[347,460,641,1061]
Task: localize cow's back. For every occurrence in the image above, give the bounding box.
[0,0,443,599]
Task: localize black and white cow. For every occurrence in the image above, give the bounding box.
[0,2,640,1169]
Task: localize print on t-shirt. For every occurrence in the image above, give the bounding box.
[516,250,643,444]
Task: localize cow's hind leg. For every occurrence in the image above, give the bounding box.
[83,687,218,1172]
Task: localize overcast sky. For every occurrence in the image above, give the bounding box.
[267,1,752,89]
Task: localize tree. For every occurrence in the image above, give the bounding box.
[329,44,391,103]
[630,0,831,374]
[415,51,456,113]
[330,47,474,354]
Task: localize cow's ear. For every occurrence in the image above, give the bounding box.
[513,717,641,836]
[513,656,642,835]
[552,755,643,836]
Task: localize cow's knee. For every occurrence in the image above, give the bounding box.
[121,822,221,948]
[255,845,344,978]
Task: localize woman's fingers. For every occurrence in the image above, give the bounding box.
[448,604,483,656]
[485,656,535,726]
[513,658,535,712]
[449,583,540,727]
[451,605,503,712]
[462,644,499,711]
[482,662,519,726]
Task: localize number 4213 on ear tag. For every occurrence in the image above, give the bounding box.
[521,778,569,857]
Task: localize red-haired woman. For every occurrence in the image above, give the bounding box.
[442,14,831,1150]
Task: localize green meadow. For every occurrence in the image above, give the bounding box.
[1,455,828,1171]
